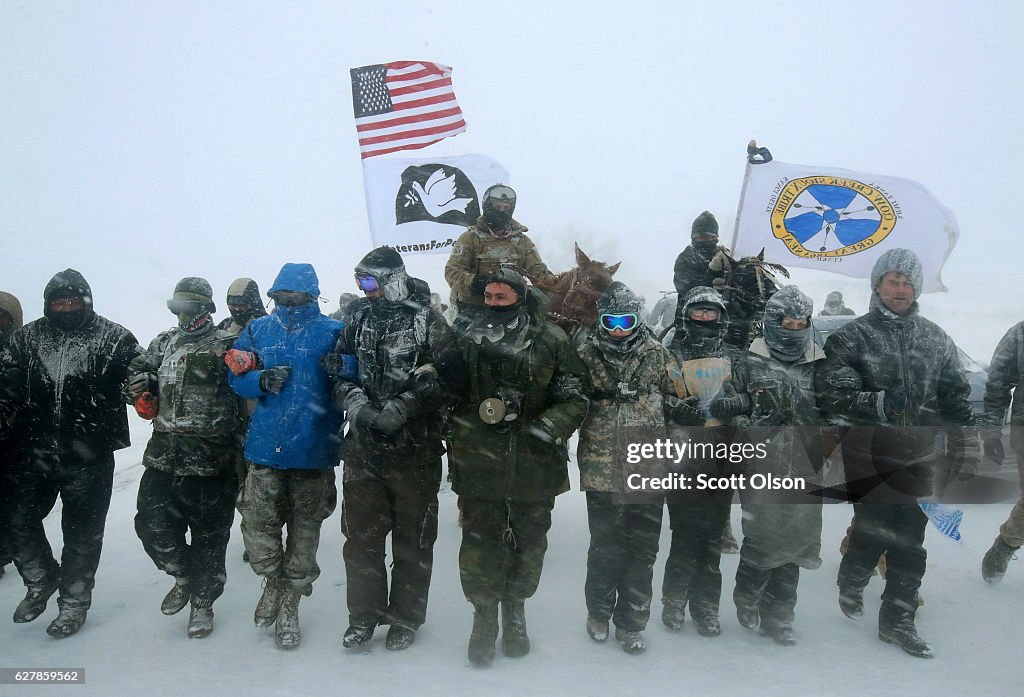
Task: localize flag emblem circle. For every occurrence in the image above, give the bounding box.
[769,176,898,258]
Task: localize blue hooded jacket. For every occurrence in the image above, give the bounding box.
[229,263,345,469]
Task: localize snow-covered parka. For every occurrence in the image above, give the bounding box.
[0,291,23,342]
[732,336,825,569]
[228,263,344,470]
[0,269,141,458]
[815,302,975,501]
[981,321,1024,452]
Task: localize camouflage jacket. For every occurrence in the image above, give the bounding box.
[444,218,558,305]
[449,288,589,501]
[576,330,677,492]
[129,326,244,476]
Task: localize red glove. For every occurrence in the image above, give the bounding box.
[134,392,159,420]
[224,349,260,376]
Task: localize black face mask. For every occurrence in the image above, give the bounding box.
[684,318,720,339]
[483,205,513,233]
[50,310,89,332]
[694,241,718,256]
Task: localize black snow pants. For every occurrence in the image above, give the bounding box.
[584,492,663,632]
[7,449,115,610]
[734,560,801,630]
[662,501,730,620]
[135,467,238,606]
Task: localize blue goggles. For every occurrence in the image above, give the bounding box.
[355,275,380,292]
[600,313,638,332]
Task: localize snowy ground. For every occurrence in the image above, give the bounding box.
[1,417,1021,697]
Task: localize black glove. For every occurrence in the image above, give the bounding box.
[259,366,291,394]
[984,437,1005,464]
[528,417,562,445]
[411,369,443,405]
[882,387,908,423]
[709,392,749,419]
[372,397,412,437]
[127,373,153,399]
[470,275,490,297]
[667,395,704,425]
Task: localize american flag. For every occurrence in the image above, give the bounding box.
[350,61,467,159]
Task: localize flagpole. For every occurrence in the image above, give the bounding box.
[730,142,755,254]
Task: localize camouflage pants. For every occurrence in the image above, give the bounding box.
[459,498,554,606]
[662,502,730,619]
[135,467,237,605]
[734,560,800,630]
[340,459,440,629]
[239,463,337,593]
[584,492,663,632]
[7,450,115,610]
[999,449,1024,548]
[838,503,927,618]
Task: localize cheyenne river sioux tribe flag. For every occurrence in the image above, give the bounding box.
[350,61,467,159]
[731,157,960,292]
[361,155,509,254]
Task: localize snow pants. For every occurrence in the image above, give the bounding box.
[584,492,663,632]
[662,502,730,620]
[340,455,441,630]
[459,497,554,606]
[135,467,237,606]
[0,445,13,567]
[838,503,927,619]
[734,560,800,630]
[239,463,337,593]
[998,447,1024,548]
[7,449,114,611]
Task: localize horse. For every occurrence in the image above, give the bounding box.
[711,247,789,350]
[543,243,621,342]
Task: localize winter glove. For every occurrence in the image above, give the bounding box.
[411,366,443,405]
[881,386,908,423]
[371,396,413,437]
[224,349,260,376]
[984,436,1005,464]
[709,391,749,419]
[947,430,981,482]
[134,392,159,420]
[666,395,704,426]
[528,417,563,446]
[259,366,291,394]
[470,275,490,297]
[128,373,154,399]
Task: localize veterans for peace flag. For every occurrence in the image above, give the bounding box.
[362,154,509,254]
[731,147,959,292]
[350,61,467,159]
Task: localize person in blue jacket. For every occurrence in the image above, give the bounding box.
[227,262,345,650]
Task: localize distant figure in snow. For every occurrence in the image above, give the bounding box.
[818,291,855,316]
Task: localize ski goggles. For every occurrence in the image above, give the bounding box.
[600,313,639,332]
[355,274,380,293]
[166,298,206,316]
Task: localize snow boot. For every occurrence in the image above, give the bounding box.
[13,584,57,623]
[343,623,376,648]
[614,627,647,654]
[691,612,721,638]
[274,588,301,649]
[467,602,499,667]
[46,606,86,639]
[661,601,686,631]
[501,600,530,657]
[385,625,416,651]
[161,578,191,616]
[982,536,1019,584]
[187,603,214,639]
[760,624,796,646]
[735,602,760,629]
[254,575,283,628]
[878,610,934,658]
[838,586,864,620]
[586,616,609,642]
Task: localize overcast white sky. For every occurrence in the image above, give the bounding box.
[2,1,1022,352]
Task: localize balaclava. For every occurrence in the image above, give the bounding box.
[679,285,727,357]
[482,184,517,237]
[169,277,216,336]
[763,285,814,363]
[225,277,266,327]
[43,269,94,332]
[690,210,720,256]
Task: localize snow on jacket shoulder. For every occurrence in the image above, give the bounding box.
[228,282,344,470]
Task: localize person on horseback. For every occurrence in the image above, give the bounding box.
[444,184,558,329]
[672,211,729,325]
